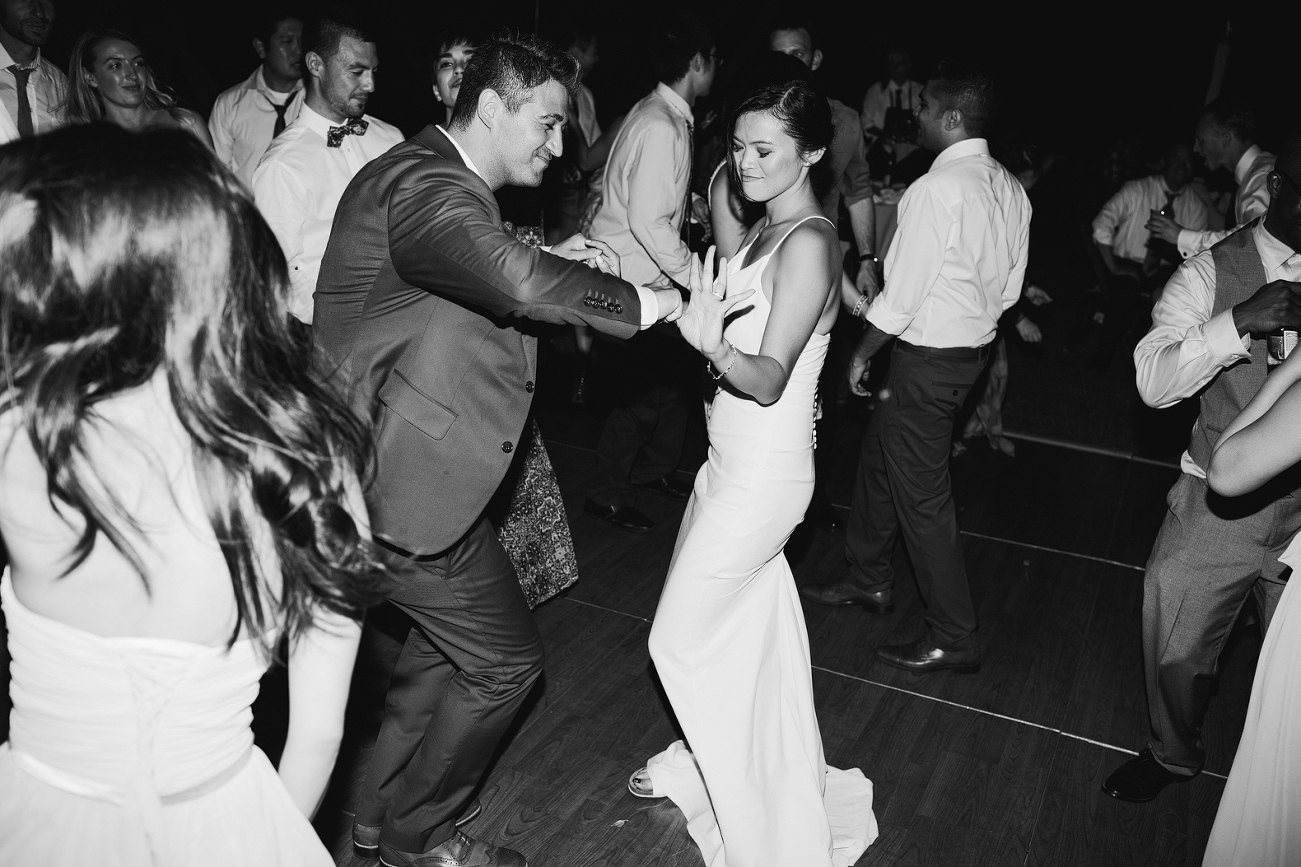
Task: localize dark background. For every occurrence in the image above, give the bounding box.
[48,2,1290,157]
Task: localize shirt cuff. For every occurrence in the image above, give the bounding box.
[635,285,659,328]
[863,303,906,337]
[1177,228,1198,260]
[1205,307,1251,361]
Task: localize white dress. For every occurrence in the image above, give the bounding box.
[645,216,878,867]
[0,572,333,867]
[1202,534,1301,866]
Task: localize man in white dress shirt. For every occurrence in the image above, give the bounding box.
[252,8,403,324]
[1102,137,1301,803]
[209,7,305,188]
[1147,98,1275,259]
[1089,141,1211,369]
[582,14,717,532]
[801,60,1031,674]
[0,0,66,145]
[860,45,924,148]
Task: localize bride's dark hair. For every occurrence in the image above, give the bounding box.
[728,78,835,202]
[0,123,387,654]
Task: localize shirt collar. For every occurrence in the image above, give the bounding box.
[654,82,693,124]
[1255,220,1301,276]
[1235,144,1262,185]
[296,103,356,140]
[436,125,486,183]
[0,43,41,71]
[253,65,302,98]
[931,137,989,168]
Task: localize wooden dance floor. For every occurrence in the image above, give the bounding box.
[0,377,1257,867]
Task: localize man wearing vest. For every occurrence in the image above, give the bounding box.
[1104,136,1301,802]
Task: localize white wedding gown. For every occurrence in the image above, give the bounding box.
[646,216,878,867]
[0,572,333,867]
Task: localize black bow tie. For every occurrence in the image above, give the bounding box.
[327,117,368,147]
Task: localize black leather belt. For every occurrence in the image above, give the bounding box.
[895,339,992,361]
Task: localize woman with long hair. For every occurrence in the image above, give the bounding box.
[629,79,878,865]
[0,123,385,865]
[65,29,214,148]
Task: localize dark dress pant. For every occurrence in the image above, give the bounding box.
[844,341,987,650]
[357,517,544,853]
[1142,473,1296,774]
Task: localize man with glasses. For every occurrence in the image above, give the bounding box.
[1146,98,1275,259]
[1107,137,1301,803]
[583,13,717,532]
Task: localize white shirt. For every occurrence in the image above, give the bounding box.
[251,103,404,323]
[0,45,67,145]
[589,82,694,287]
[1177,145,1275,259]
[208,66,304,188]
[860,79,923,136]
[866,137,1032,348]
[435,126,660,327]
[1093,174,1211,263]
[574,82,600,147]
[1134,221,1301,476]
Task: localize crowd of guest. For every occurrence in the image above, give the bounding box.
[1,0,1300,865]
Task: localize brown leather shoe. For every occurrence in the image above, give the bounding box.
[379,830,526,867]
[354,800,482,858]
[799,579,894,614]
[874,637,980,673]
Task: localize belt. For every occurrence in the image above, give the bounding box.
[895,339,992,361]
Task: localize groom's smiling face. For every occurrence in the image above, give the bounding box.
[496,79,568,189]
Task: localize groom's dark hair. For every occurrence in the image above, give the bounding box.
[448,31,580,131]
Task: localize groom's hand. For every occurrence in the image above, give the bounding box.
[653,286,684,323]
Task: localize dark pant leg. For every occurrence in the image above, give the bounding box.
[878,350,984,650]
[845,356,902,593]
[1094,271,1143,363]
[1142,477,1299,774]
[627,385,688,485]
[370,518,544,853]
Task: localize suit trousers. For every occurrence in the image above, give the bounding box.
[1142,472,1296,774]
[358,517,544,852]
[845,342,986,650]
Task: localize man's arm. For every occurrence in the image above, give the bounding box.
[625,121,694,286]
[250,159,314,321]
[387,163,662,337]
[862,183,949,337]
[1133,253,1250,407]
[208,91,237,168]
[839,106,879,297]
[1174,169,1272,258]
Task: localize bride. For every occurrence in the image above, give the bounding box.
[631,78,878,866]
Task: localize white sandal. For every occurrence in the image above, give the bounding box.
[627,766,659,798]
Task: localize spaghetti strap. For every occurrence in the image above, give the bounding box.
[770,215,835,257]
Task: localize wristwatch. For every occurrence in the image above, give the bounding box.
[858,252,878,263]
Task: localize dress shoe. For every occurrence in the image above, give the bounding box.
[798,579,894,614]
[633,474,693,500]
[803,491,843,532]
[1101,748,1194,803]
[874,637,980,673]
[354,800,483,858]
[583,498,654,532]
[379,830,526,867]
[569,372,590,407]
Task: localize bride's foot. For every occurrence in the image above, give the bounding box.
[627,767,661,798]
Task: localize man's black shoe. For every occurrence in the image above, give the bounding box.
[799,580,893,614]
[584,498,655,532]
[874,637,980,673]
[633,474,693,499]
[804,491,842,532]
[1101,749,1195,803]
[379,830,527,867]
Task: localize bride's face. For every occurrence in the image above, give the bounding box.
[731,110,808,203]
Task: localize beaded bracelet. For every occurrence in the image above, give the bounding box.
[710,342,739,380]
[850,292,870,320]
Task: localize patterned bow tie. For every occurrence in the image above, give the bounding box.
[326,117,369,147]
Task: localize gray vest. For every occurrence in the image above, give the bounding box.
[1185,221,1269,473]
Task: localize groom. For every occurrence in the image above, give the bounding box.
[313,33,682,867]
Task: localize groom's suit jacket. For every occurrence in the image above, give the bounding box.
[314,124,644,556]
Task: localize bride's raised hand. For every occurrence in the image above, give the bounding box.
[677,245,753,358]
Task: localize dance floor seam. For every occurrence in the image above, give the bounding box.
[956,531,1147,572]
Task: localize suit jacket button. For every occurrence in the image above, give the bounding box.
[502,441,513,453]
[613,304,623,313]
[525,381,534,393]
